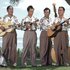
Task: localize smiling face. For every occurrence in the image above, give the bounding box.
[7,6,13,16]
[58,7,65,17]
[28,8,34,17]
[44,10,50,18]
[27,5,34,17]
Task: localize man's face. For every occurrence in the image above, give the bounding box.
[44,10,50,17]
[28,9,34,17]
[58,8,64,16]
[7,7,13,15]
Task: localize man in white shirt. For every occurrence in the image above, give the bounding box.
[53,6,69,66]
[21,5,39,67]
[2,5,19,67]
[40,8,52,66]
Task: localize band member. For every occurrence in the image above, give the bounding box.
[40,8,52,66]
[2,5,19,66]
[53,7,69,66]
[0,18,7,67]
[21,5,39,67]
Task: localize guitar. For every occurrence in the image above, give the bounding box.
[0,19,39,36]
[21,19,39,31]
[0,21,20,37]
[47,18,70,37]
[53,3,57,17]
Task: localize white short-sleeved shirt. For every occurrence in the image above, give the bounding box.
[3,15,19,25]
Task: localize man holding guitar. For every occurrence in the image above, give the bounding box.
[21,5,39,67]
[2,5,19,67]
[53,7,69,66]
[0,17,7,67]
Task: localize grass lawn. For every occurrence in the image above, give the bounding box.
[0,66,70,70]
[0,58,70,70]
[0,50,70,70]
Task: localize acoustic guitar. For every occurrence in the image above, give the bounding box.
[47,18,70,37]
[0,21,20,37]
[21,19,39,31]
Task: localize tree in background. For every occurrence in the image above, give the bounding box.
[10,0,21,5]
[9,0,70,5]
[66,0,70,5]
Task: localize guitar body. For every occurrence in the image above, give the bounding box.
[0,27,16,37]
[0,29,3,33]
[23,20,39,31]
[6,28,14,32]
[0,31,6,37]
[47,25,62,37]
[0,21,15,37]
[0,28,6,37]
[47,29,55,37]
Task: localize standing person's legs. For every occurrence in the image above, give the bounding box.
[2,33,10,62]
[29,31,37,66]
[54,32,61,65]
[9,32,17,65]
[47,37,52,65]
[2,31,17,66]
[61,31,69,65]
[40,31,48,66]
[22,31,30,66]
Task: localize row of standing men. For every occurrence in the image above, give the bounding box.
[0,5,70,67]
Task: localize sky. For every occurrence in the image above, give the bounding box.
[0,0,70,49]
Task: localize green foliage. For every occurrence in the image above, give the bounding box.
[0,66,70,70]
[17,47,40,66]
[10,0,20,5]
[66,0,70,5]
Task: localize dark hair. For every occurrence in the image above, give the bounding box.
[44,8,50,13]
[7,5,13,11]
[27,5,34,12]
[58,6,65,11]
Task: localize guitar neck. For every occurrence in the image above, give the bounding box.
[24,20,39,25]
[53,4,57,17]
[57,18,70,27]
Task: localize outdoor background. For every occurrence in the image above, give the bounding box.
[0,0,70,70]
[0,0,70,50]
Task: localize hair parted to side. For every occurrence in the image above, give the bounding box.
[43,7,50,13]
[58,6,65,12]
[7,5,13,11]
[27,5,34,12]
